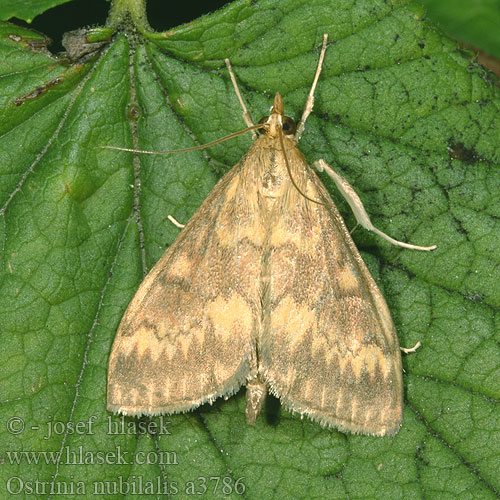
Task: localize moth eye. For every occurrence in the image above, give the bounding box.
[257,116,269,135]
[282,116,296,135]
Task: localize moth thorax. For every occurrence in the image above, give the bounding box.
[259,170,288,202]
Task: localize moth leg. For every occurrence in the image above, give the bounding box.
[295,34,329,141]
[225,58,256,139]
[167,214,185,228]
[401,341,421,353]
[313,159,437,251]
[245,375,268,424]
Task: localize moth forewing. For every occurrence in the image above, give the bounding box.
[107,162,262,416]
[244,108,403,436]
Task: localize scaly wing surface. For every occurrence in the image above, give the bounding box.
[108,156,264,416]
[261,162,403,436]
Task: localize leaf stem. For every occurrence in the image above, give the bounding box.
[107,0,150,31]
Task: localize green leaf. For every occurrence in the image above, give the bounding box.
[417,0,500,59]
[1,0,500,498]
[0,0,73,23]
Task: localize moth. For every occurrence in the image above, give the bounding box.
[106,35,435,436]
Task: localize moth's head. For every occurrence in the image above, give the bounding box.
[271,92,284,115]
[257,92,297,138]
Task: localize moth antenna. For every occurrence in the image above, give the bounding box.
[349,223,360,235]
[295,34,329,141]
[225,58,256,138]
[102,123,264,155]
[277,126,325,206]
